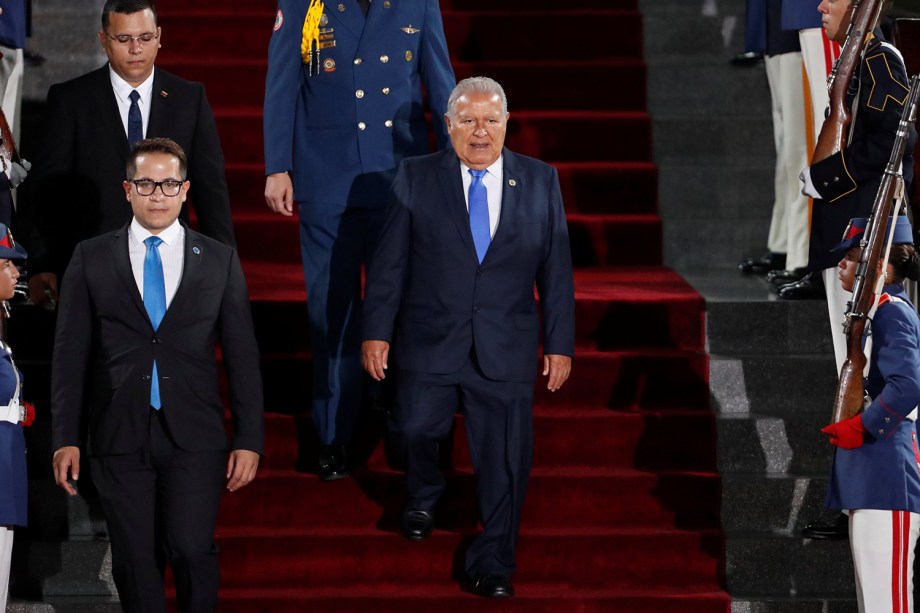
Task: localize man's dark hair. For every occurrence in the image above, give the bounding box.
[126,137,188,180]
[102,0,158,30]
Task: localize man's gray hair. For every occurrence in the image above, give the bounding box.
[446,76,508,118]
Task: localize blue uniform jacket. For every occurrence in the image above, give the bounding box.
[808,34,915,271]
[263,0,455,207]
[0,0,28,50]
[826,284,920,513]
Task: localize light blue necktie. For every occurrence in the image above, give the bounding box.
[143,236,166,409]
[468,168,491,263]
[128,90,143,149]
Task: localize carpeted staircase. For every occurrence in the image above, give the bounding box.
[152,0,731,610]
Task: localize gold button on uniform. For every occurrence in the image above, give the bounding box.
[380,55,389,63]
[356,90,365,98]
[385,120,393,127]
[382,87,390,95]
[338,3,345,11]
[358,122,366,130]
[354,58,362,65]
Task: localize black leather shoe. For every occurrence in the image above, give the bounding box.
[801,512,848,540]
[318,445,349,481]
[473,575,515,598]
[730,50,764,66]
[739,251,786,275]
[402,509,434,541]
[766,267,809,285]
[777,272,825,299]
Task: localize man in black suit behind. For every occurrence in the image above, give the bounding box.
[25,0,235,305]
[362,76,576,598]
[50,138,263,613]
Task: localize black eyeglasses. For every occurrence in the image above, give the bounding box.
[131,179,184,197]
[105,31,159,46]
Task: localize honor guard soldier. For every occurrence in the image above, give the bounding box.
[823,216,920,613]
[263,0,455,480]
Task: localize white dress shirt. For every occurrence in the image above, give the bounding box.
[109,65,155,141]
[461,156,503,239]
[129,218,184,308]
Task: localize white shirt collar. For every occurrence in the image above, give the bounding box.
[130,217,182,247]
[461,156,503,180]
[109,64,155,103]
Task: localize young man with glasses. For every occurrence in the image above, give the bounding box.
[24,0,236,308]
[51,137,263,613]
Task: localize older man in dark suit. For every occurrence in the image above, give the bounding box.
[50,138,262,613]
[26,0,235,305]
[362,76,576,599]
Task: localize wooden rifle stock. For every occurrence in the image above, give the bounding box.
[830,75,920,423]
[813,0,884,164]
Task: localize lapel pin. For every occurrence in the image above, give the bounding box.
[192,246,201,255]
[508,179,517,187]
[160,90,168,97]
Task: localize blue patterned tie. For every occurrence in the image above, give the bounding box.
[144,236,166,409]
[468,168,491,263]
[128,90,143,148]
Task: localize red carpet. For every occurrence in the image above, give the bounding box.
[154,0,729,610]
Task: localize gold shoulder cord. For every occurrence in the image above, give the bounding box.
[301,0,325,76]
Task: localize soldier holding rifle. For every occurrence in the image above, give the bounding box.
[822,215,920,612]
[798,0,916,540]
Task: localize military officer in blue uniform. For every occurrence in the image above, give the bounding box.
[823,215,920,612]
[263,0,455,480]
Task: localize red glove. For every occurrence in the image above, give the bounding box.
[821,414,867,449]
[20,401,35,427]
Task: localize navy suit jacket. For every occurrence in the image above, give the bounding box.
[28,65,235,277]
[50,223,263,457]
[364,148,575,383]
[826,285,920,513]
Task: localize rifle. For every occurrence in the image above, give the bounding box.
[830,74,920,424]
[813,0,885,164]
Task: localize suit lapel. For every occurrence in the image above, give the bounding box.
[360,0,388,45]
[93,66,131,159]
[438,151,479,264]
[111,225,150,326]
[158,227,201,332]
[147,70,167,139]
[330,0,365,38]
[487,149,522,256]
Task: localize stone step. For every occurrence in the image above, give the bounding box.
[720,475,831,534]
[665,218,772,273]
[14,598,121,613]
[653,115,774,167]
[716,414,835,474]
[641,8,743,61]
[711,355,837,417]
[731,600,857,613]
[705,300,834,356]
[726,534,854,597]
[647,59,770,116]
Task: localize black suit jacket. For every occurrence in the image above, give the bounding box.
[50,223,263,457]
[364,148,576,383]
[26,65,235,277]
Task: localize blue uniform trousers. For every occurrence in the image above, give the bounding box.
[299,201,386,445]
